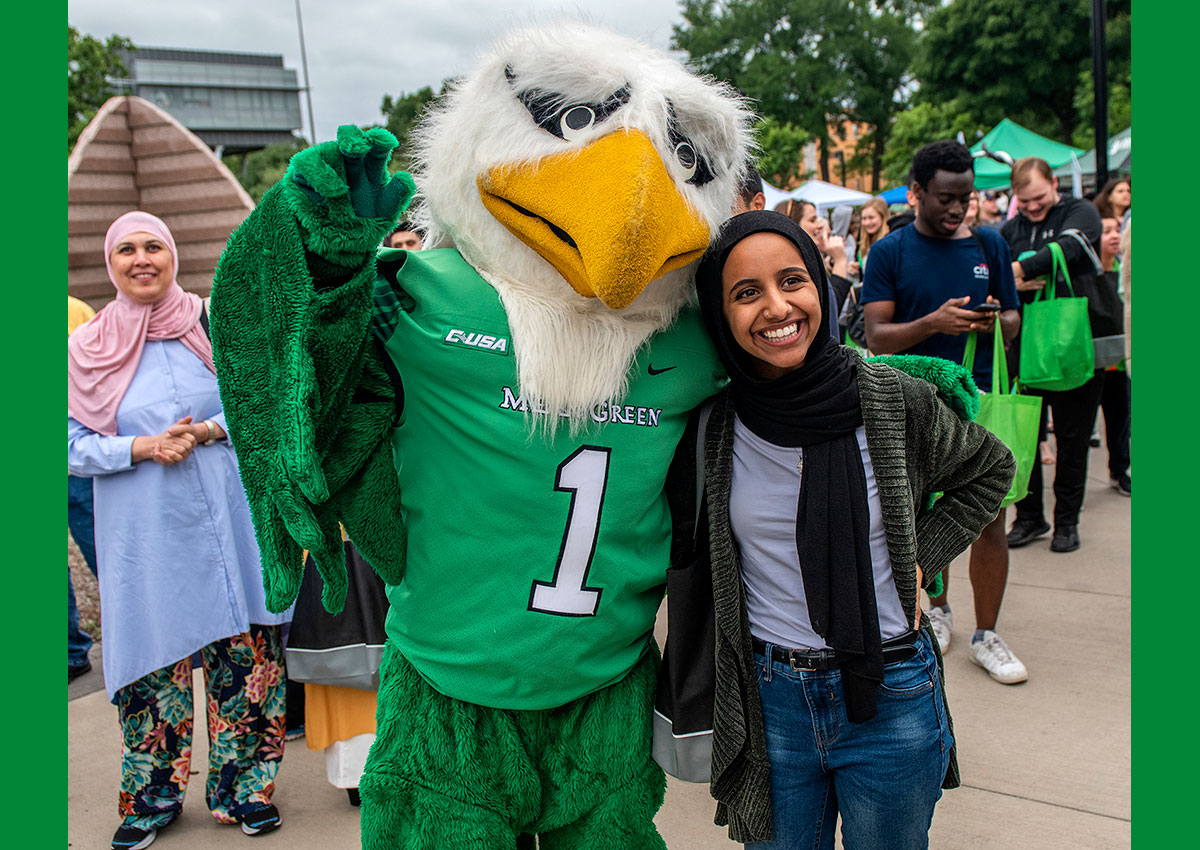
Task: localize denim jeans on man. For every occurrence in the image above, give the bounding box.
[68,475,98,669]
[747,630,952,850]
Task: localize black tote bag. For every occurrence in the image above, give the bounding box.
[652,401,715,783]
[285,539,390,690]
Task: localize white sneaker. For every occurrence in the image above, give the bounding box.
[927,606,952,653]
[970,631,1028,684]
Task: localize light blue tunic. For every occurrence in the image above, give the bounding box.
[68,339,290,701]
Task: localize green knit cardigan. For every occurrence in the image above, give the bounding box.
[692,355,1016,843]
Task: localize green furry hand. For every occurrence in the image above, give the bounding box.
[286,125,416,259]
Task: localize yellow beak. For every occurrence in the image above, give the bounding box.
[477,129,711,309]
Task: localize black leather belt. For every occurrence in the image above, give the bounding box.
[752,630,920,672]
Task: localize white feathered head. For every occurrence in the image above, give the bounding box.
[410,23,754,423]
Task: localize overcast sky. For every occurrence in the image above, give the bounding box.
[69,0,690,143]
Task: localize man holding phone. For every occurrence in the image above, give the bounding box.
[861,139,1027,685]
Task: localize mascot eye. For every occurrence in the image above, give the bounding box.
[665,104,715,187]
[674,142,698,178]
[668,133,714,187]
[560,105,596,140]
[507,70,632,142]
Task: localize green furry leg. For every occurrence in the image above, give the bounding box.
[359,772,516,850]
[536,757,666,850]
[359,643,665,849]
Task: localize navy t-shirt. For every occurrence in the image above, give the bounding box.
[861,225,1018,388]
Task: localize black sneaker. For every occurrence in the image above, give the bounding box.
[1050,525,1081,553]
[1007,517,1051,548]
[1109,474,1131,497]
[240,804,282,836]
[69,659,92,682]
[112,824,156,850]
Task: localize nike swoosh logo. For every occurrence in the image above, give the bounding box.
[647,364,676,376]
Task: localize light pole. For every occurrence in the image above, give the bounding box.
[1091,0,1109,187]
[295,0,317,145]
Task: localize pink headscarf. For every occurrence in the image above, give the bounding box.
[67,211,215,436]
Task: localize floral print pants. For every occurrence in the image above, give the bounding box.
[115,625,286,830]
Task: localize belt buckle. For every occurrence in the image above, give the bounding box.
[788,650,819,672]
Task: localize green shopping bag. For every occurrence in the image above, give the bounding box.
[1018,241,1094,391]
[963,315,1042,508]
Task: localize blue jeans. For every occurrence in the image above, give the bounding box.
[68,475,98,668]
[68,570,92,667]
[68,475,98,574]
[747,631,953,850]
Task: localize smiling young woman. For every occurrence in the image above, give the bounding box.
[689,210,1015,849]
[721,231,823,378]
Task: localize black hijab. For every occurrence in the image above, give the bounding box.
[695,210,884,723]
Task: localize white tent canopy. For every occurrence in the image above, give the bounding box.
[1053,126,1131,180]
[761,178,874,214]
[761,180,795,211]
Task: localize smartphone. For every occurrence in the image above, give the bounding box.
[968,302,1001,313]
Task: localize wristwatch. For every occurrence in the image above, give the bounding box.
[202,419,217,446]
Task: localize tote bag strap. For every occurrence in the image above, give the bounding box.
[990,312,1009,394]
[962,313,1007,395]
[1041,241,1076,301]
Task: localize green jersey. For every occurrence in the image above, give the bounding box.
[371,248,724,709]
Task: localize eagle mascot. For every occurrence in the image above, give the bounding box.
[211,21,974,850]
[212,23,751,849]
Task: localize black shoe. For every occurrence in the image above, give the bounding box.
[1109,474,1131,497]
[1050,525,1081,552]
[347,787,361,807]
[1007,517,1051,548]
[69,659,92,682]
[240,804,281,836]
[112,824,156,850]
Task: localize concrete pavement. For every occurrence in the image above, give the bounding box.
[68,449,1130,849]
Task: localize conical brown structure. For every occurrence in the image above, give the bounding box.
[68,96,255,309]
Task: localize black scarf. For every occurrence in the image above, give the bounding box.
[696,210,883,723]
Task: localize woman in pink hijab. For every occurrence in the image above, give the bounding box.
[68,212,291,850]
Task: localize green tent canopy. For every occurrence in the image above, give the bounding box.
[969,118,1086,190]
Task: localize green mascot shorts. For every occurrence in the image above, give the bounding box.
[359,642,667,849]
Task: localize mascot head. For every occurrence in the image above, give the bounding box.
[411,23,754,426]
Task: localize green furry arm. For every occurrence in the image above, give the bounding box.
[210,127,414,614]
[866,353,979,422]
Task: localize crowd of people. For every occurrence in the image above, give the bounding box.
[67,29,1129,850]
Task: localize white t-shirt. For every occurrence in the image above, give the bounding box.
[729,415,910,650]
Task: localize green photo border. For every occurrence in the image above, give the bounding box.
[24,5,62,847]
[1133,2,1183,846]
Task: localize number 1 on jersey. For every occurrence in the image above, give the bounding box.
[529,446,610,616]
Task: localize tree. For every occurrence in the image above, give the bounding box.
[753,117,812,187]
[674,1,927,185]
[879,100,986,186]
[68,25,133,152]
[378,78,456,172]
[674,0,847,181]
[835,4,925,191]
[1070,0,1132,149]
[917,0,1094,144]
[222,140,309,204]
